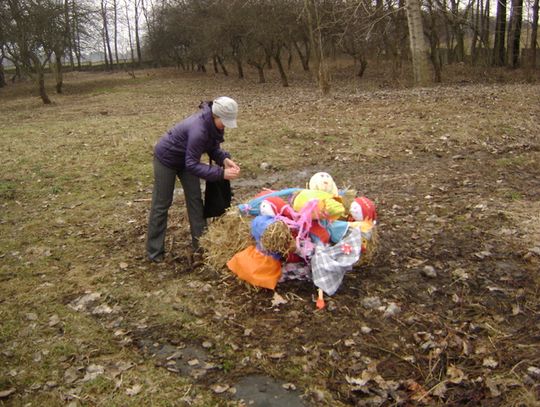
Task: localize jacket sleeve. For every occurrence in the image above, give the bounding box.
[208,145,231,167]
[185,129,224,181]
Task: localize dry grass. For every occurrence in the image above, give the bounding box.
[1,65,539,406]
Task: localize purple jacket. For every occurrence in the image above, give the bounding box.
[154,102,231,181]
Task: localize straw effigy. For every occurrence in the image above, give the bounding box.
[199,207,252,271]
[199,200,378,274]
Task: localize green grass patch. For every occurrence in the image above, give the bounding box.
[0,180,17,200]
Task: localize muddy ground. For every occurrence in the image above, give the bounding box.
[1,67,539,406]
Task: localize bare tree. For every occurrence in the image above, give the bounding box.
[405,0,432,85]
[113,0,119,65]
[124,0,135,64]
[0,51,6,88]
[493,0,507,65]
[101,0,114,69]
[507,0,523,67]
[134,0,142,64]
[2,0,65,103]
[304,0,330,93]
[532,0,539,67]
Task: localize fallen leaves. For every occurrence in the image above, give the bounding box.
[82,364,105,382]
[271,292,288,307]
[0,388,16,398]
[447,365,465,384]
[211,383,230,394]
[126,384,142,396]
[483,357,499,369]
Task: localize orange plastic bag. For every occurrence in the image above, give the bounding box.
[227,245,282,290]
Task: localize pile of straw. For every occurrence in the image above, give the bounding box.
[199,207,252,271]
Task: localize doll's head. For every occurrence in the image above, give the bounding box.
[308,172,338,195]
[349,197,377,222]
[260,196,288,217]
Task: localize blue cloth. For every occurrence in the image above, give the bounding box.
[154,102,230,181]
[250,215,275,243]
[324,220,350,243]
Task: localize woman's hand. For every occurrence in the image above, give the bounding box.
[224,167,240,180]
[224,158,240,171]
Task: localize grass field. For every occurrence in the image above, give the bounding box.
[1,64,539,406]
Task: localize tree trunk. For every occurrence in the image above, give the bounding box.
[265,50,272,69]
[64,0,74,68]
[507,0,523,68]
[426,0,442,81]
[124,0,135,64]
[248,61,266,83]
[73,0,81,69]
[113,0,119,65]
[35,66,51,104]
[287,45,293,69]
[101,0,114,70]
[405,0,432,85]
[305,0,330,94]
[451,0,465,62]
[217,56,228,76]
[484,0,490,47]
[102,24,109,70]
[493,0,507,66]
[54,52,63,94]
[0,60,6,88]
[235,57,244,79]
[134,0,142,64]
[531,0,539,68]
[471,0,479,62]
[293,41,310,71]
[11,64,21,83]
[256,65,265,83]
[355,56,368,77]
[273,50,289,87]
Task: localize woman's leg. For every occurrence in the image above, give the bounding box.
[146,157,177,261]
[179,170,206,250]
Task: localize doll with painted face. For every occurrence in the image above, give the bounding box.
[292,172,345,220]
[259,196,294,219]
[349,197,377,223]
[348,196,377,252]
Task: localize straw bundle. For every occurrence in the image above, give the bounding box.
[199,207,253,271]
[340,188,357,216]
[356,227,379,267]
[259,220,294,257]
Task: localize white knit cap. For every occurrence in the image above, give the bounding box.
[212,96,238,128]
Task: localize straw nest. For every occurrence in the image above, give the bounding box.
[356,227,379,267]
[199,207,252,271]
[259,220,294,258]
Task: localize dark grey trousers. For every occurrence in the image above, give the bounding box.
[146,157,206,260]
